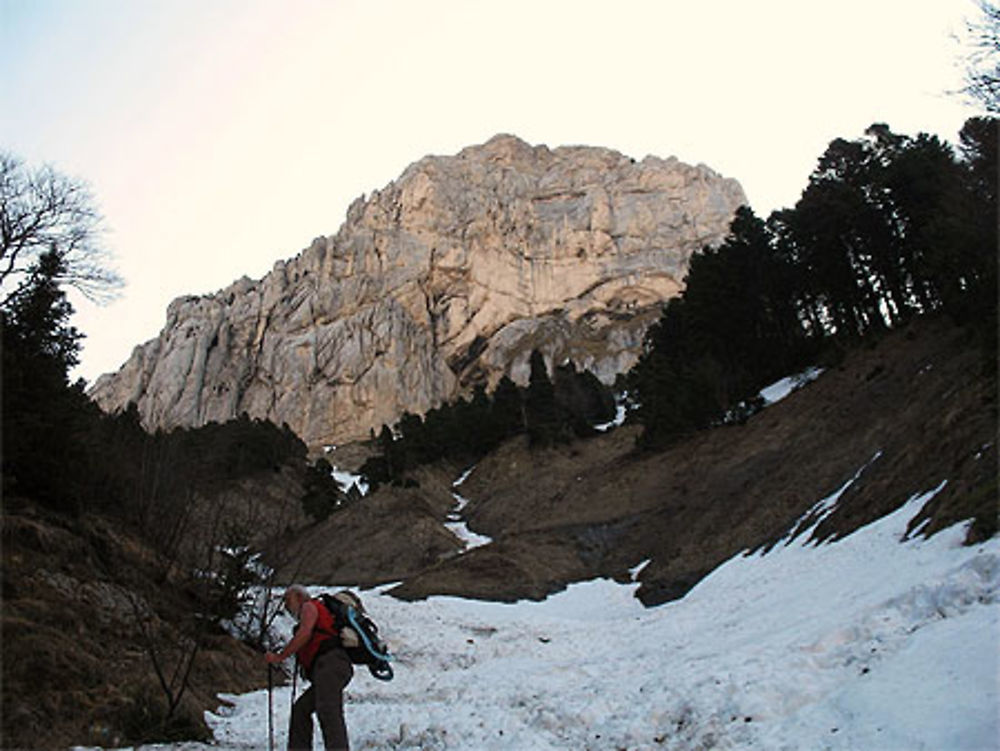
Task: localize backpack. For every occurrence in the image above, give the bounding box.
[317,590,394,681]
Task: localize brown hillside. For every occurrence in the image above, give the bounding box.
[290,315,996,605]
[0,462,313,751]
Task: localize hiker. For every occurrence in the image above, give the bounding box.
[266,584,353,751]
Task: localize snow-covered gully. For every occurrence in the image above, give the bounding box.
[445,465,493,553]
[82,468,999,751]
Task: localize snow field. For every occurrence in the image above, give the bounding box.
[195,477,998,751]
[74,449,998,751]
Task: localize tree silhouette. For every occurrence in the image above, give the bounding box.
[525,350,564,447]
[629,118,996,447]
[1,250,94,509]
[0,152,121,307]
[491,375,525,439]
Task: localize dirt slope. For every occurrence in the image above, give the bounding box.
[1,462,315,750]
[307,316,996,605]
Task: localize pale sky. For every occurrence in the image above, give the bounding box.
[0,0,979,384]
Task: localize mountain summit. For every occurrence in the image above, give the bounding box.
[91,135,745,446]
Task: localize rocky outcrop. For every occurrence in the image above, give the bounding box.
[91,134,746,447]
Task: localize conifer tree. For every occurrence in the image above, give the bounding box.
[1,250,93,509]
[491,375,525,439]
[525,350,562,447]
[629,118,997,449]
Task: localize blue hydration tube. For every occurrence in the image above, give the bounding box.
[346,607,393,662]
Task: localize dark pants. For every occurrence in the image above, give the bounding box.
[289,648,354,751]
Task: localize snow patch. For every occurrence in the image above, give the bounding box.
[331,467,369,496]
[759,366,824,406]
[629,558,651,581]
[593,401,627,432]
[446,466,493,552]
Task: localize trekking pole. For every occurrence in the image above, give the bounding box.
[267,663,274,751]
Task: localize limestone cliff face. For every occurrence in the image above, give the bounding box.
[90,135,746,447]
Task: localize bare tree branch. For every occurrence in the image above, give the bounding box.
[955,0,1000,113]
[0,152,122,309]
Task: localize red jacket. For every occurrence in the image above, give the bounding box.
[297,598,337,674]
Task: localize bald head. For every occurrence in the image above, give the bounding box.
[283,584,311,617]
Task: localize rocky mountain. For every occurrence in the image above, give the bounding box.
[90,135,746,447]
